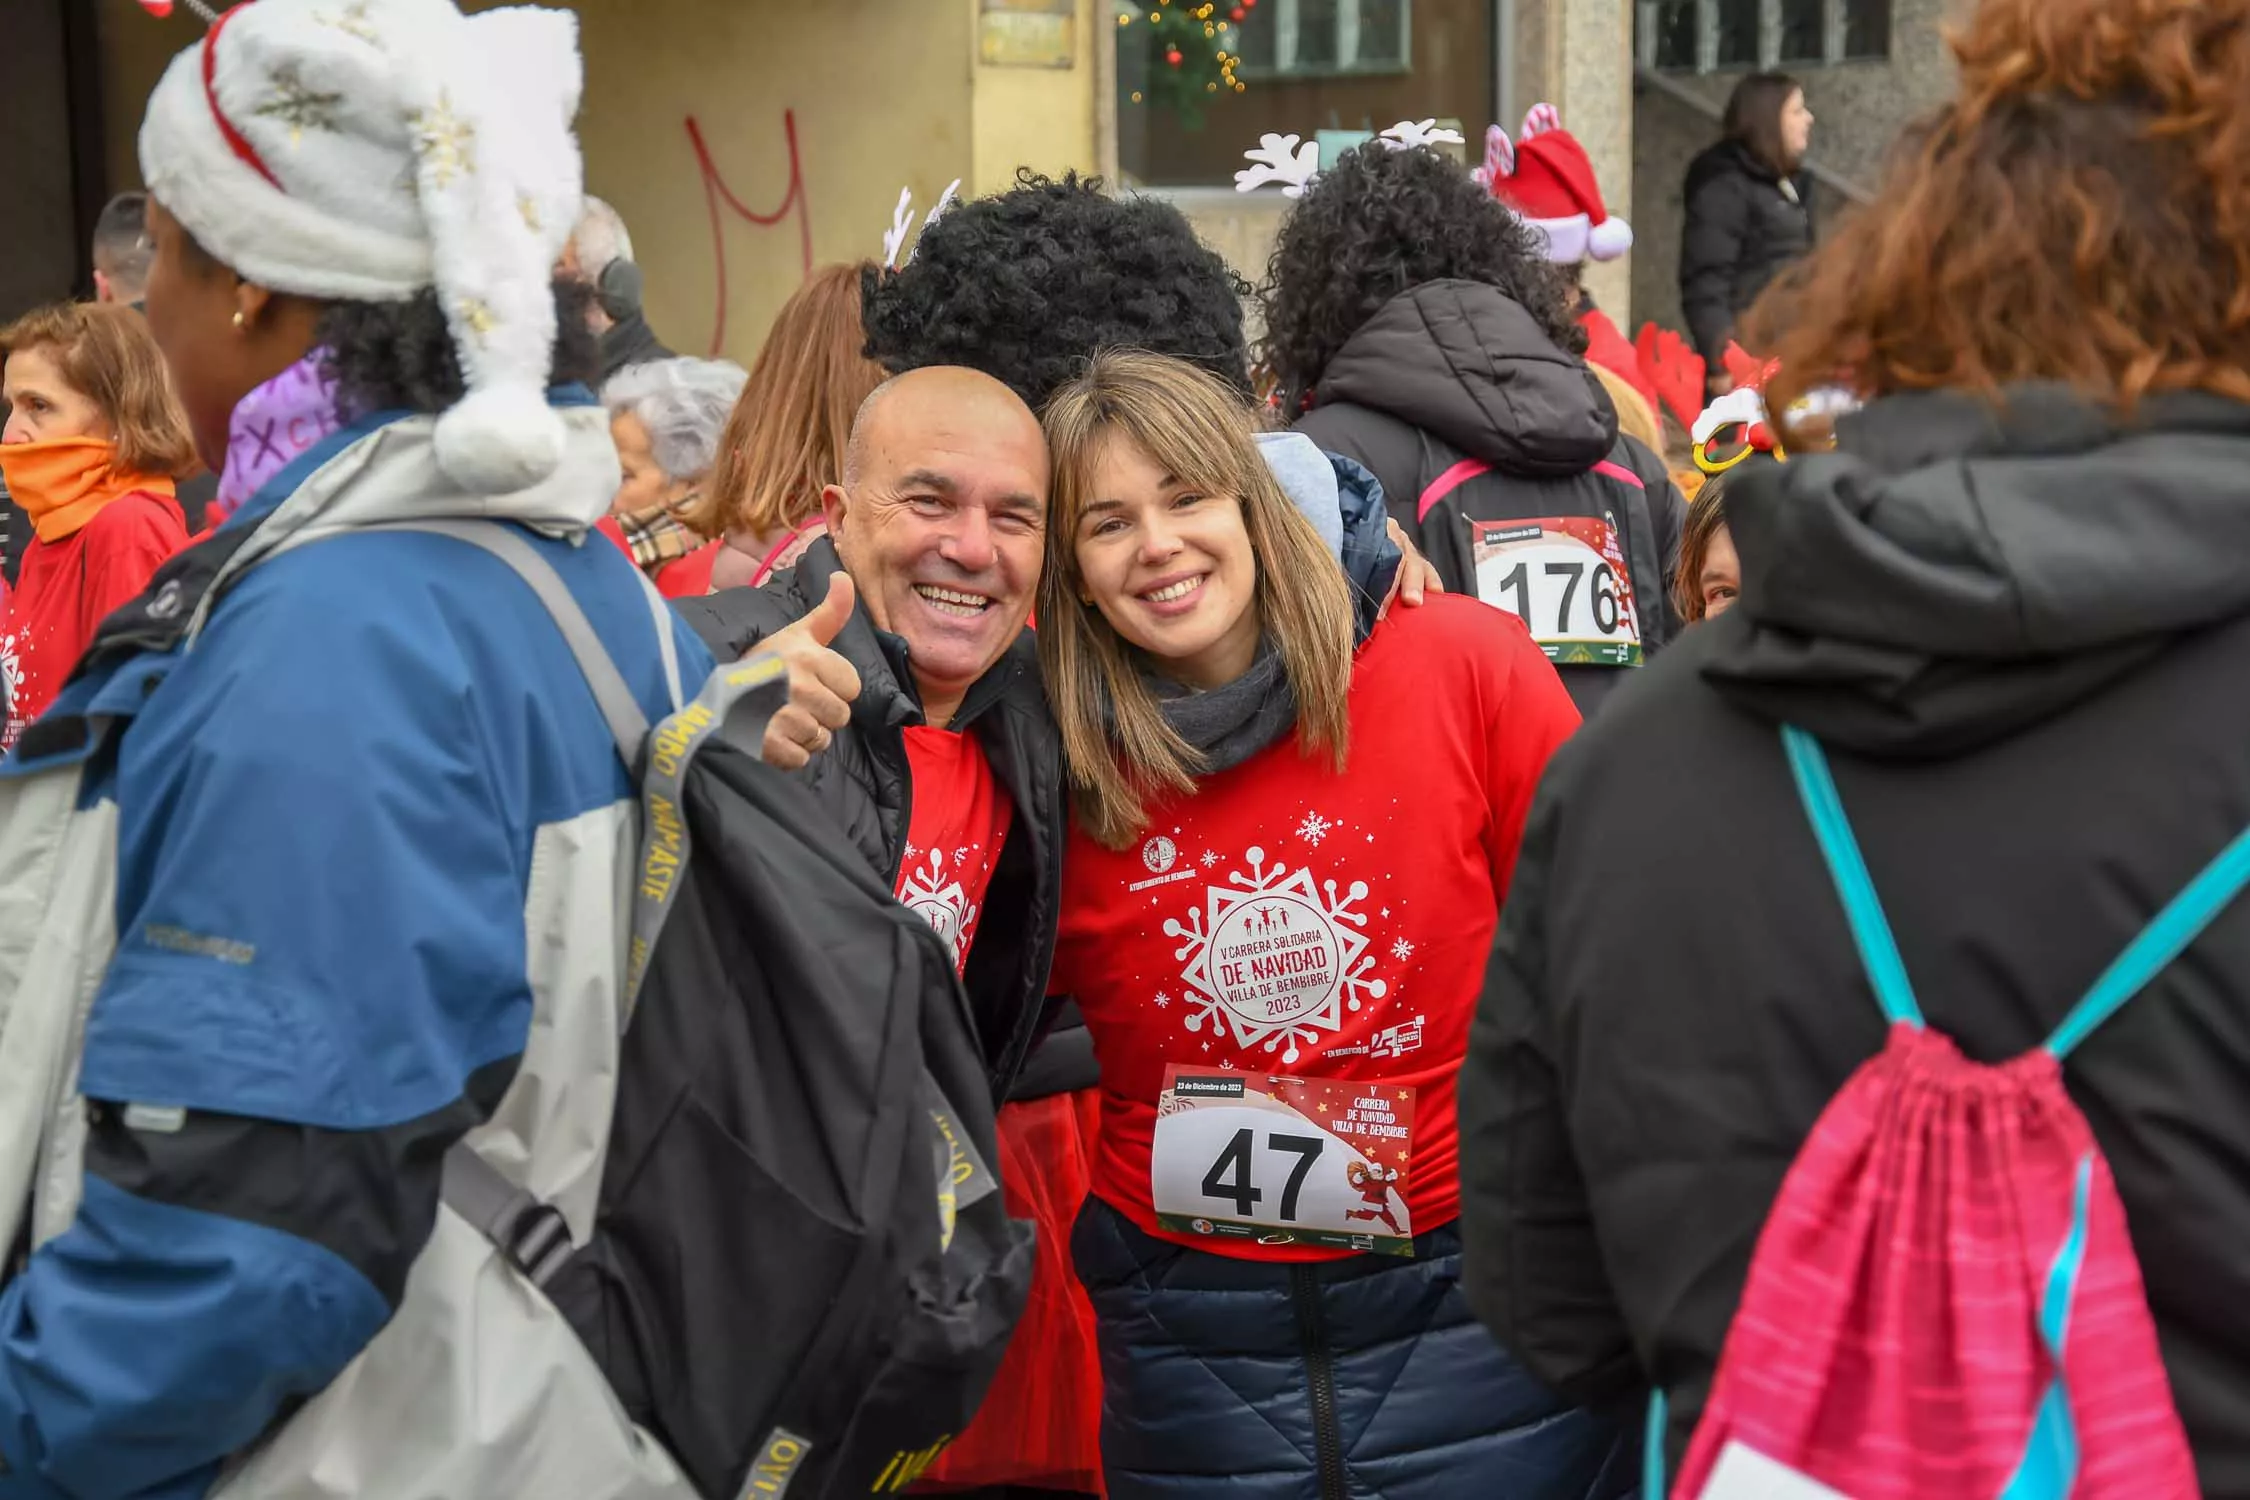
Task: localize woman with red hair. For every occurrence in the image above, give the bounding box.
[1461,0,2250,1492]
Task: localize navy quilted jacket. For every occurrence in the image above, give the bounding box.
[1073,1198,1638,1499]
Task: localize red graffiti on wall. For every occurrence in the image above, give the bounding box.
[687,110,814,356]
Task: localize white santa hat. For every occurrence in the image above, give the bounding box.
[140,0,586,494]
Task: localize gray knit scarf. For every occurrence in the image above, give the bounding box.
[1139,638,1298,774]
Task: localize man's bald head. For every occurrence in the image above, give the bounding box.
[823,364,1052,728]
[842,365,1042,491]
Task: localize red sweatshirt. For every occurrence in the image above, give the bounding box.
[2,490,186,749]
[1050,595,1581,1261]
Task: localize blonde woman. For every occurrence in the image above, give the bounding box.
[1036,351,1629,1498]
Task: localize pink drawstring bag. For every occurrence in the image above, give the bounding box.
[1654,726,2213,1500]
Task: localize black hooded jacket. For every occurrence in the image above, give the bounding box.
[1294,279,1686,718]
[1458,386,2250,1495]
[676,539,1070,1099]
[1678,140,1814,369]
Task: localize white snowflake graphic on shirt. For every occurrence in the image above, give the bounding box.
[0,632,20,727]
[898,846,980,969]
[1163,844,1389,1064]
[1296,811,1332,846]
[1390,937,1416,962]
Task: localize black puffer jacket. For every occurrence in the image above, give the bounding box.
[1459,387,2250,1497]
[1678,140,1814,368]
[1294,279,1687,718]
[677,538,1069,1098]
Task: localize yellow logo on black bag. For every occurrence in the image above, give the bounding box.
[869,1437,952,1493]
[739,1428,810,1498]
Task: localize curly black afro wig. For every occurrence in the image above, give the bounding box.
[1260,143,1586,409]
[860,171,1251,411]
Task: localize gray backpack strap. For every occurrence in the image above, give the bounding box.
[361,518,652,768]
[440,1140,574,1285]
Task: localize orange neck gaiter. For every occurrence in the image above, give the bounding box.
[0,437,174,543]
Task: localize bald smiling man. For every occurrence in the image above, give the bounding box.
[678,366,1065,1097]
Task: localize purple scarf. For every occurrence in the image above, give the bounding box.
[214,351,342,525]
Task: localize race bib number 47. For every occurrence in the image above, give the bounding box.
[1152,1065,1417,1257]
[1471,515,1643,666]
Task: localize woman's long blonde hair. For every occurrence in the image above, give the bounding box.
[686,263,888,539]
[1039,350,1353,850]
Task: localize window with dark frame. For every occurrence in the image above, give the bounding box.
[1642,0,1893,72]
[1652,0,1697,70]
[1292,0,1341,69]
[1230,0,1413,77]
[1778,0,1824,61]
[1714,0,1759,67]
[1355,0,1407,66]
[1844,0,1891,59]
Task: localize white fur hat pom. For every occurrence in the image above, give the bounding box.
[434,386,569,495]
[1588,214,1636,261]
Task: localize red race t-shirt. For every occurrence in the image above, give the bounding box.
[1,491,186,749]
[1050,596,1580,1261]
[896,725,1016,976]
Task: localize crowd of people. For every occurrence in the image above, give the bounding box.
[0,0,2244,1496]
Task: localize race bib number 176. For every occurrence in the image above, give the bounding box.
[1151,1066,1417,1257]
[1471,515,1643,666]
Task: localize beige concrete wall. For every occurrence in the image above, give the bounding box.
[971,0,1103,194]
[567,0,973,362]
[92,0,1101,366]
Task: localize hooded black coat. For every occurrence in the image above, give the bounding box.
[1458,386,2250,1496]
[1294,280,1686,719]
[1678,140,1814,369]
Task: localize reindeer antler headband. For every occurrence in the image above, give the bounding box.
[1234,118,1466,196]
[1692,345,1859,475]
[880,178,963,270]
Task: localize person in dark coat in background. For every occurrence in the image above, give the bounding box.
[1679,72,1815,389]
[1265,141,1688,719]
[1459,0,2250,1490]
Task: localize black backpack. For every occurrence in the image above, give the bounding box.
[424,522,1035,1499]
